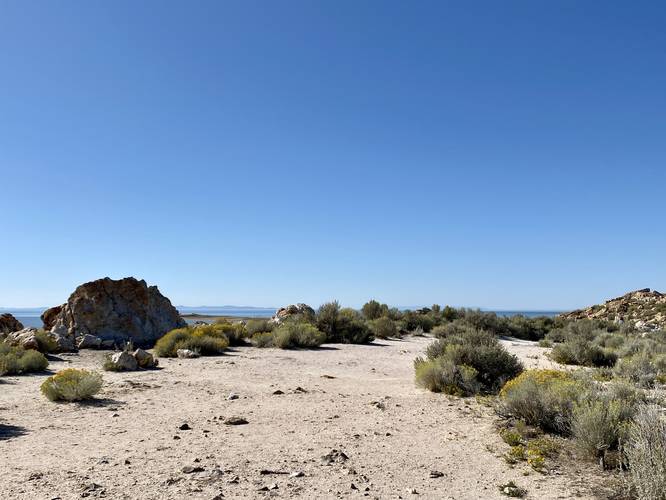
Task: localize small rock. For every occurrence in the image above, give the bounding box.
[429,471,444,478]
[177,349,200,359]
[290,471,304,478]
[77,334,102,349]
[272,390,284,395]
[370,401,385,410]
[109,351,139,371]
[223,417,248,426]
[179,423,191,430]
[182,465,205,474]
[227,393,239,400]
[133,348,158,368]
[321,449,349,465]
[227,476,240,484]
[351,483,358,490]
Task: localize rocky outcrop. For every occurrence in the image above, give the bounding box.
[272,303,315,324]
[41,305,62,331]
[561,288,666,331]
[5,328,40,350]
[77,334,102,349]
[43,277,186,347]
[0,313,24,334]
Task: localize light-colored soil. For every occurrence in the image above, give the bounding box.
[1,336,612,500]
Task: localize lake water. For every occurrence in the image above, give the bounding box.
[3,307,561,329]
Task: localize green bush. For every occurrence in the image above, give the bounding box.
[369,317,399,339]
[251,331,275,348]
[34,330,60,353]
[499,370,585,434]
[571,398,631,461]
[614,352,659,388]
[625,405,666,500]
[431,321,470,339]
[246,319,275,336]
[273,322,326,349]
[316,302,374,344]
[414,357,480,395]
[400,310,435,333]
[551,338,617,367]
[154,325,229,357]
[0,343,49,375]
[417,328,522,395]
[40,368,103,402]
[212,320,248,346]
[361,300,389,320]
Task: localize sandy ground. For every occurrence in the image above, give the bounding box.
[1,336,613,500]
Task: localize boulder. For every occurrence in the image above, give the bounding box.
[272,303,315,324]
[133,348,158,368]
[43,277,186,347]
[109,351,139,371]
[5,328,40,350]
[77,334,103,349]
[53,334,77,353]
[0,313,24,334]
[41,305,62,331]
[177,349,200,359]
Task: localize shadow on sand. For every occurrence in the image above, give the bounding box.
[0,423,28,441]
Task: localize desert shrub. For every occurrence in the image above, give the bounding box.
[625,405,666,500]
[502,434,559,471]
[571,398,631,460]
[246,318,275,336]
[0,343,49,375]
[499,370,586,434]
[400,310,435,333]
[414,357,480,396]
[34,330,60,353]
[212,320,248,346]
[595,332,626,350]
[316,301,341,336]
[369,317,399,339]
[500,429,523,447]
[316,302,374,344]
[506,315,557,341]
[272,321,326,349]
[40,368,103,402]
[431,321,470,339]
[551,338,617,367]
[251,331,275,348]
[418,328,522,395]
[154,326,229,357]
[614,352,659,388]
[362,300,389,320]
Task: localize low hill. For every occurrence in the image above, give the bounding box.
[561,288,666,331]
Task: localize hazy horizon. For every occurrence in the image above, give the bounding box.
[2,2,664,310]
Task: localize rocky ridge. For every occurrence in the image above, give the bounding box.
[561,288,666,331]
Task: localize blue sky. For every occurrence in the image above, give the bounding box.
[1,1,664,310]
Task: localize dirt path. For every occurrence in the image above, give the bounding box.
[1,336,604,499]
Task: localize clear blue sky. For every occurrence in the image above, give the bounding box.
[1,1,664,310]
